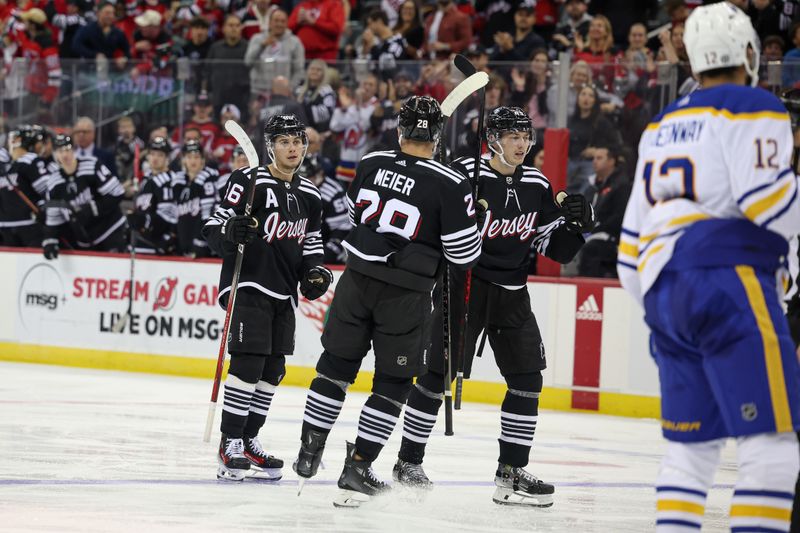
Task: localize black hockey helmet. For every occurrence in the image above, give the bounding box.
[398,96,443,143]
[485,107,534,145]
[149,136,171,154]
[297,154,322,179]
[16,125,43,151]
[263,114,307,145]
[54,134,73,150]
[181,139,203,156]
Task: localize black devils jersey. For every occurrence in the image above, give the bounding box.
[172,166,220,257]
[450,157,584,287]
[0,152,50,227]
[344,150,481,291]
[203,167,324,307]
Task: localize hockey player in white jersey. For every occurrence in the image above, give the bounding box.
[618,4,800,532]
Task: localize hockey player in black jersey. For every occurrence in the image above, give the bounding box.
[297,153,350,264]
[0,126,51,247]
[173,140,220,258]
[201,114,331,482]
[42,135,128,258]
[293,96,482,507]
[394,107,594,507]
[129,136,177,254]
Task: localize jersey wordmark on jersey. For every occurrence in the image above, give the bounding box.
[203,167,323,307]
[618,84,800,304]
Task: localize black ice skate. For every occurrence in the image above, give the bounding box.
[392,459,433,489]
[244,436,283,481]
[217,435,250,481]
[492,463,554,507]
[293,429,327,495]
[334,442,390,508]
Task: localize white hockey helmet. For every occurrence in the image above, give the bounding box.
[683,2,760,87]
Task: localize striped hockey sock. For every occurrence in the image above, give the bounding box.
[655,485,707,531]
[243,380,277,438]
[398,384,442,464]
[220,374,256,439]
[355,394,401,463]
[498,390,539,467]
[301,377,346,437]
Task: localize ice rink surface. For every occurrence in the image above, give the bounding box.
[0,362,739,532]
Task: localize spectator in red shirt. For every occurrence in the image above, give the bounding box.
[573,14,621,92]
[422,0,471,59]
[178,92,222,153]
[241,0,271,40]
[211,103,240,171]
[287,0,344,61]
[11,8,61,104]
[130,10,174,77]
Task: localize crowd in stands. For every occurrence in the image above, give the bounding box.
[1,0,799,278]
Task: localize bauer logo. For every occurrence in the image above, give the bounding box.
[152,277,179,312]
[18,263,67,330]
[576,295,602,321]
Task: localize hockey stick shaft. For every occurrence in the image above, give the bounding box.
[442,266,454,436]
[204,121,259,442]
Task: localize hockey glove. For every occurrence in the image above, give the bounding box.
[43,239,59,260]
[127,211,151,234]
[475,198,489,232]
[222,215,259,245]
[557,192,595,232]
[300,266,333,301]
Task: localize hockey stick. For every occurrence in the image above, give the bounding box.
[452,54,486,410]
[112,144,142,334]
[203,121,260,443]
[437,68,490,435]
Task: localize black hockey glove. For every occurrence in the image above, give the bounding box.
[475,198,488,231]
[558,191,595,233]
[43,239,59,260]
[300,266,333,300]
[222,215,259,245]
[127,211,151,234]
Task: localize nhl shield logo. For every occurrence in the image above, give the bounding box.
[741,403,758,422]
[397,356,408,366]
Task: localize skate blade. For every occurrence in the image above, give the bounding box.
[492,487,554,508]
[333,489,371,508]
[246,468,282,482]
[216,465,247,482]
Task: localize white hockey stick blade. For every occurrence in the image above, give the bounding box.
[441,71,489,118]
[203,401,216,443]
[224,120,259,168]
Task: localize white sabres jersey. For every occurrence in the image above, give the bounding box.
[618,84,800,304]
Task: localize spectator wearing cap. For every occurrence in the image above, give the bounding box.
[73,116,117,174]
[72,1,130,67]
[295,59,337,133]
[423,0,471,59]
[205,14,250,122]
[551,0,591,57]
[130,10,176,77]
[245,8,305,98]
[211,104,242,171]
[287,0,345,61]
[362,8,410,82]
[576,143,631,278]
[47,0,89,59]
[393,0,424,58]
[464,44,490,73]
[180,92,222,153]
[241,0,272,40]
[490,5,545,62]
[7,8,61,105]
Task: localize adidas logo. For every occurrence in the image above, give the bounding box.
[397,160,407,166]
[576,295,602,321]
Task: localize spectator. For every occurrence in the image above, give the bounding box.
[259,75,309,158]
[763,34,786,62]
[182,17,213,93]
[587,0,657,47]
[196,0,225,37]
[393,0,424,58]
[415,59,449,102]
[72,1,130,67]
[287,0,345,61]
[664,0,691,24]
[784,22,800,88]
[295,59,337,133]
[114,115,145,192]
[372,70,414,150]
[749,0,782,42]
[11,8,61,105]
[72,116,117,174]
[545,60,622,127]
[130,10,175,77]
[623,22,655,78]
[551,0,592,57]
[304,126,336,179]
[510,49,550,146]
[566,84,621,195]
[245,8,305,98]
[476,0,516,48]
[241,0,272,40]
[47,0,89,59]
[464,43,490,73]
[329,73,379,183]
[573,15,621,92]
[362,8,410,82]
[577,144,631,278]
[181,92,222,153]
[423,0,472,59]
[211,103,240,171]
[656,23,695,96]
[490,5,546,63]
[205,14,250,122]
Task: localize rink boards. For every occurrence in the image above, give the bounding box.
[0,248,660,418]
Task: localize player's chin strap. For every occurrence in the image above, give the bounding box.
[266,140,309,176]
[487,132,533,169]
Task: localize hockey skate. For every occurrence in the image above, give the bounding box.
[216,435,250,482]
[243,436,283,481]
[334,442,391,508]
[392,459,433,489]
[492,463,554,507]
[293,429,327,495]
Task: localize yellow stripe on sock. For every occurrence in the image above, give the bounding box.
[656,499,705,515]
[735,265,793,433]
[730,504,791,521]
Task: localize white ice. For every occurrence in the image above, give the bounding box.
[0,362,739,532]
